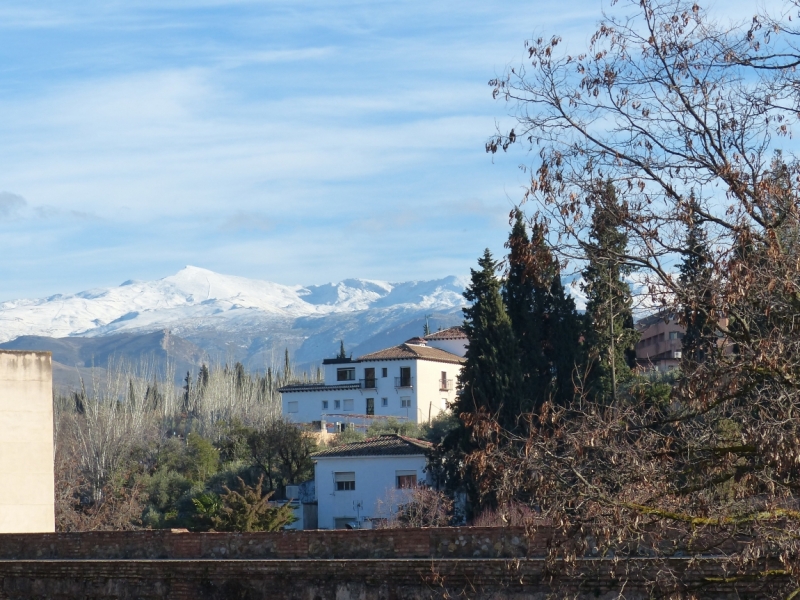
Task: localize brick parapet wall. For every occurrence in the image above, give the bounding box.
[0,526,545,560]
[0,529,785,599]
[0,558,786,599]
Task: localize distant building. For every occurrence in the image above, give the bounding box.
[0,351,55,533]
[635,312,684,372]
[279,333,465,430]
[311,434,431,529]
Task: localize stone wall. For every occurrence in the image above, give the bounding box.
[0,351,54,533]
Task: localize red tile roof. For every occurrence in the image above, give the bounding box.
[424,326,467,341]
[357,343,465,364]
[312,434,432,458]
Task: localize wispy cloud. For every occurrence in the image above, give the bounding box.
[0,192,26,217]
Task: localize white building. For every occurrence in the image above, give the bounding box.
[279,329,466,428]
[312,434,431,529]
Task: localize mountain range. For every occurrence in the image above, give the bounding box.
[0,267,469,389]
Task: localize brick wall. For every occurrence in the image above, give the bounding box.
[0,526,542,560]
[0,557,786,599]
[0,528,787,599]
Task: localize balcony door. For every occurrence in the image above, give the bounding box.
[399,367,411,388]
[364,367,376,389]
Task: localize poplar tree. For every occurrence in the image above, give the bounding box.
[581,182,638,403]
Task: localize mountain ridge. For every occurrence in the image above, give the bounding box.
[0,267,469,386]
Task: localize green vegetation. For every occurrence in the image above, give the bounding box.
[54,359,320,532]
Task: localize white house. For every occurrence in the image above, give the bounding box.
[279,329,466,428]
[311,434,431,529]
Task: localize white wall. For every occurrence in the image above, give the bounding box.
[426,337,467,357]
[0,351,55,533]
[314,454,427,529]
[283,358,462,425]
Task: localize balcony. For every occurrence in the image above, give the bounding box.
[359,378,377,390]
[394,376,413,388]
[439,379,454,391]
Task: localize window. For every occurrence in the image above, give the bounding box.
[363,367,376,389]
[439,370,451,390]
[334,399,341,410]
[396,366,412,388]
[322,400,329,410]
[381,397,388,407]
[396,470,417,489]
[287,401,298,413]
[669,331,678,340]
[335,472,355,491]
[401,396,411,408]
[366,398,374,416]
[337,368,355,381]
[382,368,387,377]
[343,399,354,411]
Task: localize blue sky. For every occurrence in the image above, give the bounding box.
[0,0,757,299]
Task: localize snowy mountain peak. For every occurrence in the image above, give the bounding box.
[0,268,467,343]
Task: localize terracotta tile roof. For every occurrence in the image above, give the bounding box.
[312,434,432,458]
[424,326,467,341]
[357,343,465,364]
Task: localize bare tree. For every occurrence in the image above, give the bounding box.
[466,0,800,595]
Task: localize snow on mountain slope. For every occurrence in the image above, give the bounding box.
[0,266,468,343]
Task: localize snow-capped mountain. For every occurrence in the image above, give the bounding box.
[0,267,469,381]
[0,266,468,343]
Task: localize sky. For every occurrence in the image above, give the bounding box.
[0,0,763,300]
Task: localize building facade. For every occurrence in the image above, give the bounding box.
[279,333,465,428]
[635,312,684,371]
[312,434,430,529]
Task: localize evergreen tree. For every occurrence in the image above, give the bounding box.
[679,193,714,369]
[336,340,347,360]
[198,364,209,390]
[581,181,638,402]
[455,249,524,431]
[182,371,192,413]
[504,210,581,410]
[546,273,582,406]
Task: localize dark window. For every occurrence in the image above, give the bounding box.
[335,472,355,491]
[366,398,375,416]
[399,367,411,387]
[396,474,417,489]
[382,368,387,378]
[337,368,355,381]
[363,367,376,389]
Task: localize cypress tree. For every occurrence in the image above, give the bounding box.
[546,272,582,406]
[504,211,581,411]
[679,193,714,369]
[503,211,541,411]
[456,248,523,431]
[581,181,638,403]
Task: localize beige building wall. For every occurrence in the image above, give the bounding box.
[0,351,55,533]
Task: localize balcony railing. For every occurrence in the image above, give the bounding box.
[394,376,413,388]
[359,378,377,390]
[439,379,454,391]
